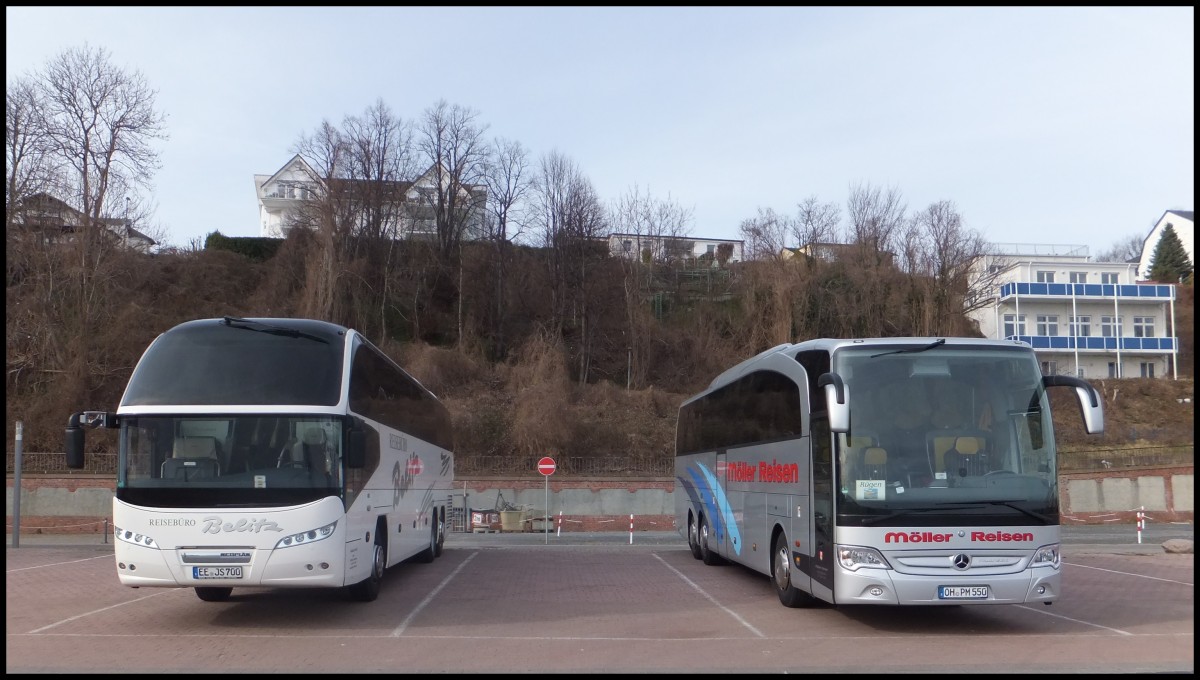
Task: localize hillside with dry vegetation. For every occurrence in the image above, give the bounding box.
[5,234,1194,472]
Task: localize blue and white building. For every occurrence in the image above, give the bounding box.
[969,243,1178,379]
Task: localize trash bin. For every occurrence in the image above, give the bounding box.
[500,510,528,532]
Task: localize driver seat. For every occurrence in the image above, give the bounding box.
[943,436,987,478]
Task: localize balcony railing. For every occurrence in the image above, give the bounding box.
[999,282,1175,300]
[1007,335,1177,351]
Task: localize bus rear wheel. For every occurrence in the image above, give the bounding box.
[195,586,232,602]
[699,515,722,565]
[687,515,703,560]
[773,533,816,608]
[433,509,445,557]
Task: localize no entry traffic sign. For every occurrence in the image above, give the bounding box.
[538,456,556,476]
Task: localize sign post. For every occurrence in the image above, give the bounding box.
[538,456,556,544]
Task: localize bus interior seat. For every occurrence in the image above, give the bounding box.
[860,447,888,480]
[162,436,221,479]
[942,436,989,478]
[291,427,331,484]
[928,431,987,474]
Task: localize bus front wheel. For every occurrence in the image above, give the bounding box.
[194,586,232,602]
[773,533,816,608]
[349,530,386,602]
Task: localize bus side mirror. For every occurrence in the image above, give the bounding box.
[1042,375,1104,435]
[346,428,366,469]
[65,414,85,469]
[818,373,850,433]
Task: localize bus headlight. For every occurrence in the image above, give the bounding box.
[1031,543,1060,568]
[837,545,891,571]
[275,521,338,549]
[113,526,158,548]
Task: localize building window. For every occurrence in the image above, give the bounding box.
[1101,315,1122,337]
[622,240,632,253]
[1069,272,1088,283]
[1133,316,1154,338]
[1101,272,1119,285]
[1069,315,1091,337]
[1036,314,1059,336]
[1108,362,1118,378]
[1041,360,1058,375]
[1076,366,1086,378]
[1036,271,1056,283]
[1003,314,1026,337]
[1140,362,1155,378]
[706,244,716,254]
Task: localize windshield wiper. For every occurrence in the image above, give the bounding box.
[869,338,945,358]
[860,500,1051,526]
[960,500,1053,525]
[222,316,329,344]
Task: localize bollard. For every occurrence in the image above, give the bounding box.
[12,421,23,548]
[1136,506,1145,544]
[629,514,634,545]
[556,510,563,537]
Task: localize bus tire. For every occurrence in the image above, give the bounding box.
[416,514,437,563]
[773,532,816,608]
[349,526,386,602]
[194,586,232,602]
[433,508,445,558]
[687,514,703,560]
[699,515,722,566]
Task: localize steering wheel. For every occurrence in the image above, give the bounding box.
[276,448,305,469]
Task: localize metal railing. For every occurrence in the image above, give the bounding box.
[7,447,1189,477]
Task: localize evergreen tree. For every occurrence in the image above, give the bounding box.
[1146,224,1193,283]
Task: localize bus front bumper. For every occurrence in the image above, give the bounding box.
[832,565,1060,605]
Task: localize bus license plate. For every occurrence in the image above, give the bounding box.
[193,566,243,579]
[939,585,988,599]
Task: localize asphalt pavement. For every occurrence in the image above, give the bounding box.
[7,521,1193,553]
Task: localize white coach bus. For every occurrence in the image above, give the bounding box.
[675,337,1103,608]
[66,317,454,602]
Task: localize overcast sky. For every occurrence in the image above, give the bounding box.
[6,6,1194,254]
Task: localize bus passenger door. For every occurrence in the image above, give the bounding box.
[714,451,729,558]
[808,416,836,599]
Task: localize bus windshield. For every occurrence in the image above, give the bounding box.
[117,415,344,508]
[832,345,1058,525]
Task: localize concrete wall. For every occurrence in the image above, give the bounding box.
[7,468,1193,535]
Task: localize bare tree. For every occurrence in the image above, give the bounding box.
[480,137,531,360]
[738,207,792,261]
[1095,233,1146,263]
[6,75,62,235]
[905,200,992,335]
[793,195,841,249]
[415,100,490,344]
[39,43,166,240]
[609,185,693,387]
[532,150,608,382]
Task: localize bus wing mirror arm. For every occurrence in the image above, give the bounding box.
[818,373,850,433]
[64,411,116,470]
[1042,375,1105,435]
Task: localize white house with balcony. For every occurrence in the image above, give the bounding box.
[254,154,486,240]
[606,233,743,265]
[968,243,1179,379]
